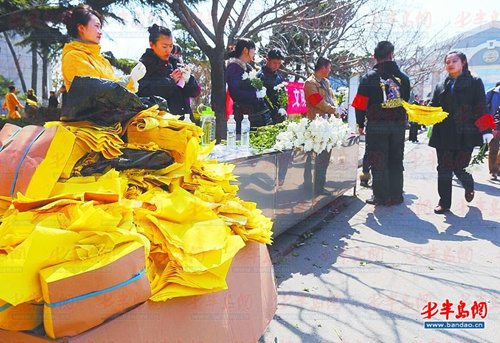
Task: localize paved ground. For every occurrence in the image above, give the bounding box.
[261,131,500,343]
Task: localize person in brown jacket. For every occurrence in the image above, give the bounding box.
[302,57,339,195]
[304,57,339,119]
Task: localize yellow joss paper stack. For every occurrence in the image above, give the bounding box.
[0,104,273,333]
[126,105,203,162]
[402,101,449,126]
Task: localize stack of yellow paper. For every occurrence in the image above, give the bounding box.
[402,101,449,126]
[0,106,273,333]
[126,105,203,162]
[45,121,125,160]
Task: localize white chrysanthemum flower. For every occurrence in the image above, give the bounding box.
[248,70,258,79]
[274,141,285,150]
[299,117,309,127]
[465,163,482,175]
[275,116,350,155]
[287,122,298,132]
[274,83,285,90]
[241,72,248,80]
[303,140,313,152]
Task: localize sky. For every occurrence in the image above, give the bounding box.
[99,0,500,61]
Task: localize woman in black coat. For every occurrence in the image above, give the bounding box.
[137,25,200,120]
[429,51,495,214]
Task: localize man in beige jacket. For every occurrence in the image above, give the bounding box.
[302,57,339,195]
[304,57,338,119]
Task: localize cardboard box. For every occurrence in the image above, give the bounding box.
[39,242,150,339]
[0,241,277,342]
[0,302,43,332]
[0,124,75,199]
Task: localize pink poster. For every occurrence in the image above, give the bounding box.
[285,81,307,115]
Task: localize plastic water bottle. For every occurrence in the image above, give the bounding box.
[227,114,236,149]
[241,114,250,149]
[200,112,216,146]
[183,113,192,122]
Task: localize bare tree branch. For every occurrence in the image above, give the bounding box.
[228,0,253,44]
[171,0,216,43]
[211,0,218,33]
[216,0,237,42]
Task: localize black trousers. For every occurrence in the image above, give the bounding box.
[435,148,474,208]
[409,122,420,142]
[362,145,370,174]
[366,122,406,203]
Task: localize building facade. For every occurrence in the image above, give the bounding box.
[427,21,500,95]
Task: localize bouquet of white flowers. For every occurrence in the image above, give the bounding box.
[274,82,288,109]
[242,70,266,95]
[335,87,348,106]
[465,143,488,174]
[274,116,350,154]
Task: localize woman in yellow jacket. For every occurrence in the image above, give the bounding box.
[61,4,145,92]
[2,86,24,119]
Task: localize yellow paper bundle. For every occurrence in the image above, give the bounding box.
[0,192,149,307]
[45,121,124,160]
[126,105,203,162]
[0,108,274,324]
[133,187,246,300]
[26,98,38,107]
[402,101,449,126]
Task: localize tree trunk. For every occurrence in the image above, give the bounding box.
[208,48,227,142]
[41,48,49,99]
[31,41,38,94]
[3,32,27,92]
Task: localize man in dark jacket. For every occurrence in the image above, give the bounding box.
[257,49,287,123]
[48,91,59,108]
[138,45,200,120]
[352,41,411,206]
[59,85,68,108]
